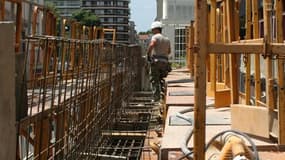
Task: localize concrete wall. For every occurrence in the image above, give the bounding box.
[0,22,16,160]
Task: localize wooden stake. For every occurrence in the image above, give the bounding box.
[252,0,261,105]
[263,0,274,109]
[245,0,252,105]
[276,0,285,144]
[194,0,208,159]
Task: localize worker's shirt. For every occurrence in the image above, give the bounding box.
[151,33,170,57]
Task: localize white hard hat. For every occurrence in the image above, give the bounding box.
[151,21,163,29]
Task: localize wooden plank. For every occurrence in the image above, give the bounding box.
[231,104,270,138]
[194,0,208,159]
[245,0,252,105]
[209,0,217,97]
[275,0,285,145]
[0,22,16,160]
[252,0,261,105]
[263,0,274,110]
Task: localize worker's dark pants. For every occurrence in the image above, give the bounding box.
[150,60,168,101]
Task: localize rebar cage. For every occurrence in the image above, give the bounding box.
[17,36,144,160]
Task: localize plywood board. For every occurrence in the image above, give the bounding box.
[231,104,270,138]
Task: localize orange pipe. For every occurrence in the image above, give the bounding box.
[219,135,254,160]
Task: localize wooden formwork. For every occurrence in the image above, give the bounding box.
[191,0,285,159]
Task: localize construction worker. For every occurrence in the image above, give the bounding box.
[147,21,171,102]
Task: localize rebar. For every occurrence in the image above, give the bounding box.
[17,36,144,160]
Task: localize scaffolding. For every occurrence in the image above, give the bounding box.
[188,0,285,159]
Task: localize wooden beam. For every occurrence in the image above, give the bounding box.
[34,119,50,160]
[252,0,261,104]
[209,0,217,97]
[186,26,191,72]
[104,28,116,44]
[222,2,230,86]
[271,43,285,55]
[189,21,195,78]
[0,0,5,21]
[194,0,208,159]
[226,0,239,104]
[232,38,264,43]
[15,2,22,53]
[208,43,264,54]
[245,0,252,105]
[208,42,285,56]
[263,0,274,110]
[276,0,285,145]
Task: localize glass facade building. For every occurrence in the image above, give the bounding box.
[82,0,130,43]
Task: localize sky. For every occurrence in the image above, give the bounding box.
[130,0,157,32]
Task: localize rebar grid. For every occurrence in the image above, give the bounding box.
[17,36,142,160]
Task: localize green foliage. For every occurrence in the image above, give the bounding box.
[139,30,152,35]
[72,10,101,27]
[45,2,60,18]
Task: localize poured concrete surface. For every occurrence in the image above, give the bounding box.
[0,22,16,160]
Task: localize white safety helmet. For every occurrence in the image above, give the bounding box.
[151,21,163,29]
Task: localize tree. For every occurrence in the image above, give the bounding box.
[72,10,101,27]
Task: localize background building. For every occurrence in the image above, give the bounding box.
[46,0,81,17]
[156,0,195,65]
[129,21,138,44]
[82,0,131,43]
